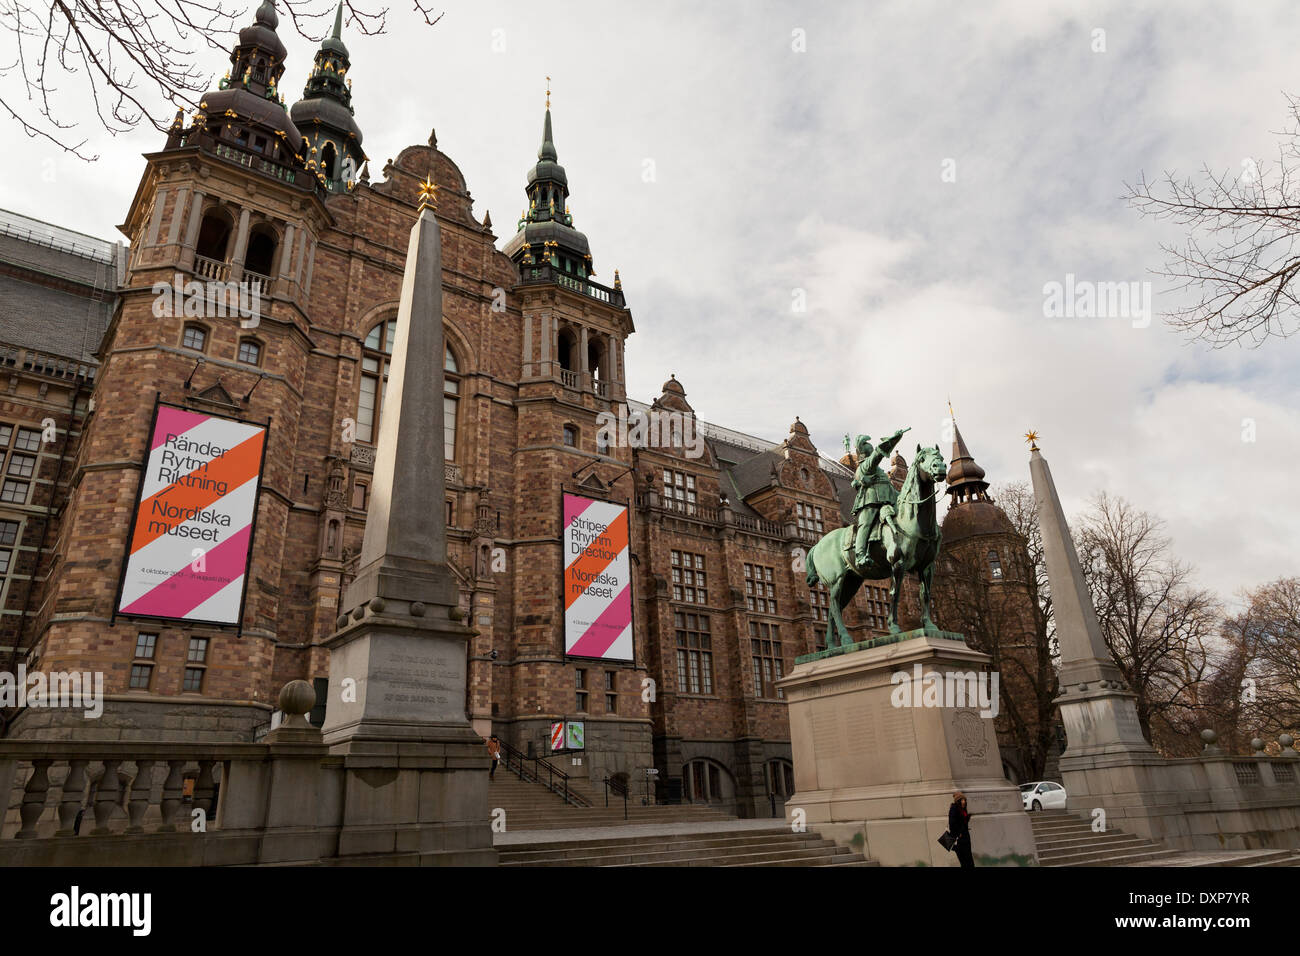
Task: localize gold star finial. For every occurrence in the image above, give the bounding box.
[1025,430,1040,451]
[417,174,439,211]
[546,76,551,109]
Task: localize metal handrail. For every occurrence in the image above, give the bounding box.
[497,740,590,808]
[603,776,628,820]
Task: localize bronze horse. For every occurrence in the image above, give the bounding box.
[805,444,946,648]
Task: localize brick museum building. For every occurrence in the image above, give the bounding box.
[0,3,1050,816]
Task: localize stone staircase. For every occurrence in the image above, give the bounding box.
[489,772,734,831]
[1030,810,1300,867]
[498,826,876,867]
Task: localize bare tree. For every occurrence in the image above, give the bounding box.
[1230,576,1300,739]
[933,481,1060,781]
[0,0,442,161]
[1075,492,1222,748]
[1127,95,1300,348]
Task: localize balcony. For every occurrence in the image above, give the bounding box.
[518,264,627,308]
[194,255,229,282]
[559,368,580,390]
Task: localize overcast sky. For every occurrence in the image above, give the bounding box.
[2,0,1297,602]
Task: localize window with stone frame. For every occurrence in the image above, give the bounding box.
[0,519,19,596]
[130,632,158,689]
[743,563,777,614]
[359,319,459,458]
[795,502,824,534]
[810,582,831,624]
[750,620,785,699]
[604,670,617,713]
[661,469,697,514]
[575,667,588,712]
[988,549,1003,580]
[674,611,714,695]
[237,338,262,366]
[861,584,890,630]
[670,550,708,605]
[182,323,208,352]
[0,424,44,508]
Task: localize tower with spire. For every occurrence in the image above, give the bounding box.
[290,2,367,192]
[933,413,1062,783]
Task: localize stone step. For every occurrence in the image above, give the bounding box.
[1035,833,1149,852]
[500,832,800,861]
[503,837,841,867]
[1051,848,1186,867]
[617,845,858,867]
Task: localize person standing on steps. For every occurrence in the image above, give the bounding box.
[487,735,502,780]
[949,790,974,867]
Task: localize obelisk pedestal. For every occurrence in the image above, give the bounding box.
[320,194,494,866]
[780,631,1038,867]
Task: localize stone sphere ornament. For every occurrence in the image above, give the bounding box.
[278,679,317,728]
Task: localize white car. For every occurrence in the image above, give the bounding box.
[1020,781,1068,811]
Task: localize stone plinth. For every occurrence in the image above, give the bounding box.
[780,630,1037,867]
[319,605,495,866]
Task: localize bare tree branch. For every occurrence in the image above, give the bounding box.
[0,0,443,160]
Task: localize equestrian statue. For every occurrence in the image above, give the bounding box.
[805,427,946,648]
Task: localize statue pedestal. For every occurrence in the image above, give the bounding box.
[780,631,1038,867]
[320,606,496,867]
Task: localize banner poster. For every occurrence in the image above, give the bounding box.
[562,493,633,661]
[116,404,267,626]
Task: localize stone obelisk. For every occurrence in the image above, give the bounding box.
[321,178,495,865]
[1028,436,1153,759]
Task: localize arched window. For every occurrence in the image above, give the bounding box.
[244,225,277,278]
[321,142,338,180]
[195,209,233,263]
[237,339,262,366]
[557,328,576,371]
[988,550,1003,580]
[357,318,397,443]
[182,323,208,352]
[682,759,731,804]
[359,319,460,461]
[766,759,795,800]
[444,345,459,461]
[563,424,577,448]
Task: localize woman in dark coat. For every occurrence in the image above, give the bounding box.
[949,791,974,868]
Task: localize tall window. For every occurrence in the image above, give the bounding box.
[662,470,696,514]
[0,424,41,505]
[358,319,396,444]
[0,520,19,590]
[683,759,724,803]
[750,621,785,699]
[670,550,708,604]
[604,670,617,713]
[444,345,459,460]
[184,637,208,692]
[861,584,889,630]
[575,668,588,712]
[744,563,777,614]
[810,583,830,623]
[130,633,157,689]
[796,502,824,533]
[675,611,713,695]
[988,550,1003,580]
[562,424,577,448]
[359,320,459,460]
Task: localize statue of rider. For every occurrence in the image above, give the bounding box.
[850,427,909,568]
